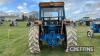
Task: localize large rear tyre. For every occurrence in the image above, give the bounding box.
[28,26,40,53]
[65,26,77,52]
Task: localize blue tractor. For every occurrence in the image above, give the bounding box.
[29,2,77,53]
[87,20,100,38]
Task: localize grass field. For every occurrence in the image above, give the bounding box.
[0,21,100,56]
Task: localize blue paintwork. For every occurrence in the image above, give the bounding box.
[91,21,100,33]
[39,5,65,46]
[41,32,64,46]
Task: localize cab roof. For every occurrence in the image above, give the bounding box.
[39,2,64,7]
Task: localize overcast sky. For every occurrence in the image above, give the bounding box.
[0,0,100,20]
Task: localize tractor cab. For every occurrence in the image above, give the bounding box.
[39,2,65,46]
[39,2,65,33]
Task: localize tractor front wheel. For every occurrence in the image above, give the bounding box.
[87,30,94,38]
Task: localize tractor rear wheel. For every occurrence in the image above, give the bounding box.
[29,26,40,53]
[65,26,77,52]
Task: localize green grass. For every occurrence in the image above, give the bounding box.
[0,22,100,56]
